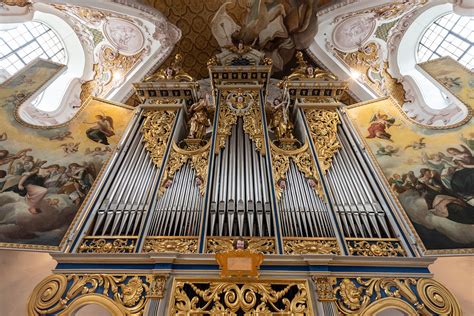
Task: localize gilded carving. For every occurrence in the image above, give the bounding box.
[28,274,169,316]
[280,51,337,86]
[141,110,176,168]
[270,141,324,199]
[304,108,341,174]
[78,238,136,253]
[283,238,340,255]
[216,90,264,153]
[161,140,211,195]
[169,279,313,315]
[145,53,194,82]
[206,237,275,254]
[143,237,198,253]
[335,42,406,105]
[313,277,336,301]
[332,277,461,316]
[147,275,167,299]
[346,239,406,257]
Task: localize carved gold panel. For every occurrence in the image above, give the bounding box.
[168,278,314,315]
[28,274,167,316]
[143,236,198,253]
[283,237,340,255]
[345,238,406,257]
[206,237,275,254]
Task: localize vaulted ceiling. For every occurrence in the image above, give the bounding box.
[145,0,339,79]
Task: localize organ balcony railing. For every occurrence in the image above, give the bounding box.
[71,48,413,258]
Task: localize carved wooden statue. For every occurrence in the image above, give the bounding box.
[187,96,211,139]
[269,98,294,140]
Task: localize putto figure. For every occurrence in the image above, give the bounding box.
[268,96,294,140]
[187,94,212,140]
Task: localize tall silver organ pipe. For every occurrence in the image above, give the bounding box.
[86,112,160,238]
[325,128,393,239]
[279,162,335,238]
[209,118,273,237]
[148,162,203,236]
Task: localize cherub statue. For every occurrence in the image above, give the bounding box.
[268,93,294,140]
[187,94,212,139]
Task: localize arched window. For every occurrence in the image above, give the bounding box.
[417,13,473,70]
[0,21,67,78]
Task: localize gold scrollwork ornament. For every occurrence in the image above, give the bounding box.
[304,108,341,174]
[206,237,275,254]
[333,277,461,315]
[170,280,312,315]
[78,238,135,253]
[142,110,176,168]
[28,274,154,316]
[347,239,406,257]
[143,237,198,253]
[284,238,340,255]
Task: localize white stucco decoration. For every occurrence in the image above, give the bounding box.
[103,17,145,56]
[332,14,377,52]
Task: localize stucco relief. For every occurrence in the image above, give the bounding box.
[19,2,179,127]
[332,14,376,52]
[103,17,145,56]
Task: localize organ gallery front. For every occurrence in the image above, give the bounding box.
[25,45,463,315]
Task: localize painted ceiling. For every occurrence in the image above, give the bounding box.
[145,0,339,79]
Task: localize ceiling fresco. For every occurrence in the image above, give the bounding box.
[145,0,338,79]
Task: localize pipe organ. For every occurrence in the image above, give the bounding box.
[28,48,462,316]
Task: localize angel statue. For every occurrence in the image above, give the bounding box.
[187,94,212,140]
[268,93,294,140]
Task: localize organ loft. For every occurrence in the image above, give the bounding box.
[0,1,471,315]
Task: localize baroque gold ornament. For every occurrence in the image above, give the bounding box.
[304,108,341,174]
[332,277,461,315]
[270,141,324,199]
[160,140,211,195]
[283,238,340,255]
[78,238,136,253]
[346,238,406,257]
[216,90,264,153]
[143,237,198,253]
[169,279,313,315]
[141,110,176,168]
[206,237,275,254]
[144,53,194,82]
[313,277,336,301]
[27,274,165,316]
[146,275,167,299]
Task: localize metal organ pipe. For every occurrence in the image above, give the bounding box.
[86,112,166,240]
[322,125,395,240]
[148,162,203,237]
[278,159,337,239]
[208,119,273,237]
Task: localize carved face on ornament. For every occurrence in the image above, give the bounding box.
[165,67,174,78]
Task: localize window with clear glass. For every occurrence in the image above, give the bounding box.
[0,21,67,78]
[417,12,473,70]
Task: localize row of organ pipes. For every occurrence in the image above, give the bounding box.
[209,118,274,237]
[77,102,400,248]
[75,50,409,256]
